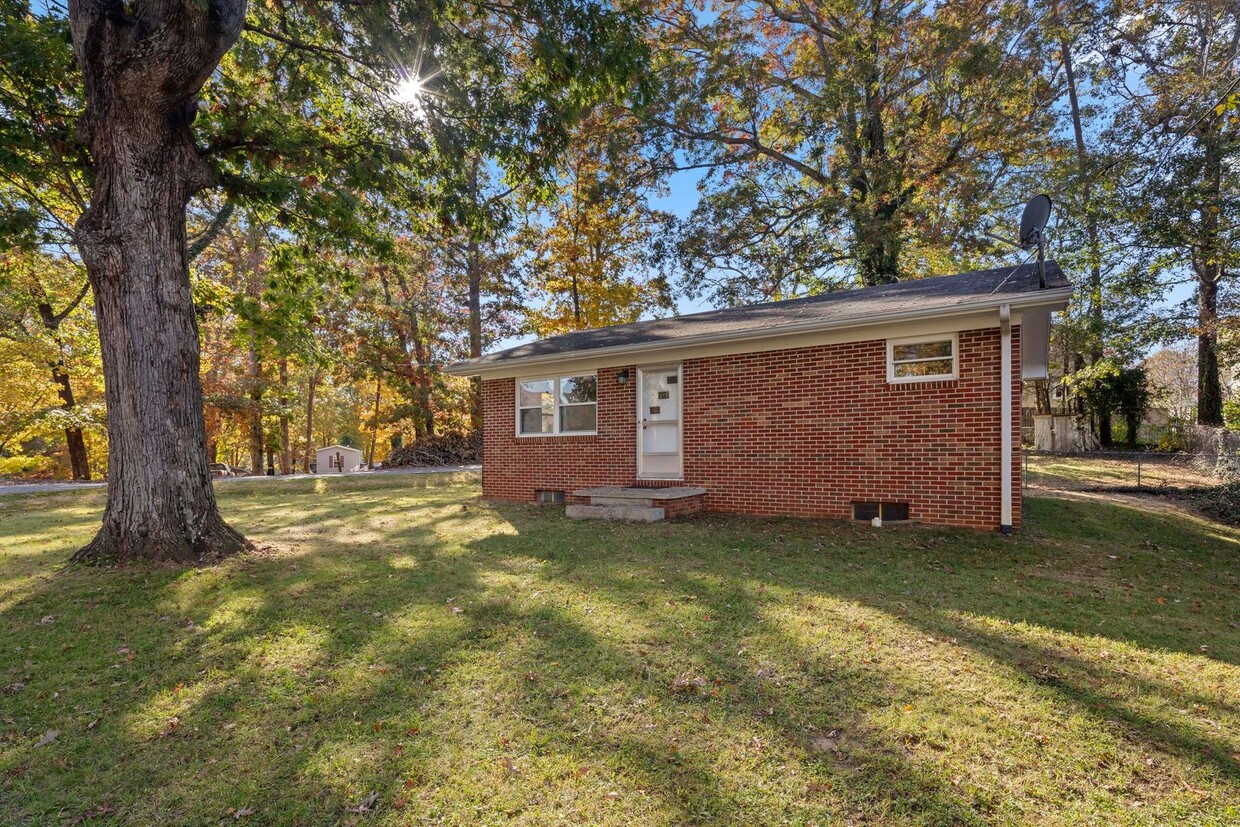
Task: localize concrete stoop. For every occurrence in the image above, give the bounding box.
[567,486,708,521]
[565,504,665,522]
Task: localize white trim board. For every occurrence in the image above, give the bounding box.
[465,303,1063,380]
[447,289,1070,379]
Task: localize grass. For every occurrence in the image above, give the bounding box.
[1,473,1238,826]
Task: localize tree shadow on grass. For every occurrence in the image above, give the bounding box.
[476,495,1239,819]
[1,482,1237,825]
[0,481,495,823]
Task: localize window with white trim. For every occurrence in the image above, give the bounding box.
[887,335,958,383]
[517,375,597,435]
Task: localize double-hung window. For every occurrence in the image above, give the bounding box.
[887,335,958,383]
[517,375,597,435]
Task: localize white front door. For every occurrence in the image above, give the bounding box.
[637,365,683,480]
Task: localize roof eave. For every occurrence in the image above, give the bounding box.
[443,286,1073,377]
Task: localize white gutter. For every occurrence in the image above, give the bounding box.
[445,286,1073,377]
[999,304,1013,534]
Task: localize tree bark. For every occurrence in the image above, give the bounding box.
[33,295,92,481]
[467,240,483,435]
[1194,130,1225,426]
[278,357,292,474]
[303,367,318,472]
[1061,33,1105,365]
[68,0,249,564]
[367,378,382,468]
[50,365,92,481]
[247,338,264,476]
[1197,275,1223,425]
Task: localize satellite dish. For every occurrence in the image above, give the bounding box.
[1019,194,1053,250]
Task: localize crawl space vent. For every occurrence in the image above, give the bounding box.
[853,502,910,521]
[535,490,566,504]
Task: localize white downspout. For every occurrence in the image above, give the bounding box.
[999,304,1013,534]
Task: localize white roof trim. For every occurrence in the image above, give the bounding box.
[446,288,1071,378]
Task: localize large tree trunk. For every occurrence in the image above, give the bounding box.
[69,0,249,565]
[1197,276,1223,426]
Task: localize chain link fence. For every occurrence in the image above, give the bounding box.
[1022,450,1226,492]
[1022,425,1240,494]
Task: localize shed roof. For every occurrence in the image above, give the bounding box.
[316,444,362,453]
[446,261,1070,376]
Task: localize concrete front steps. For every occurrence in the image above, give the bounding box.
[566,486,707,522]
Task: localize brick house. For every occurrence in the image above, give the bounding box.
[445,263,1071,532]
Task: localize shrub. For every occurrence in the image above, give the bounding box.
[0,454,55,478]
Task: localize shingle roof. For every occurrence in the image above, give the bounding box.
[447,261,1070,374]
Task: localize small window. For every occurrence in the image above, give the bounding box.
[517,375,597,435]
[535,490,565,504]
[887,335,957,383]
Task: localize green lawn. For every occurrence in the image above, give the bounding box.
[1,474,1238,826]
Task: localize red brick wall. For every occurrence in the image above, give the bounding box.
[481,326,1022,530]
[482,365,637,505]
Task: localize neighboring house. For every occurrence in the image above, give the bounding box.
[316,444,363,474]
[446,263,1071,532]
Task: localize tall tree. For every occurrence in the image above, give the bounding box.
[1101,0,1240,426]
[522,106,674,335]
[649,0,1060,298]
[0,251,95,478]
[2,0,645,563]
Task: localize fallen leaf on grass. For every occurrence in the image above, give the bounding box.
[229,806,255,819]
[501,756,520,776]
[34,729,59,748]
[349,791,380,813]
[671,673,706,695]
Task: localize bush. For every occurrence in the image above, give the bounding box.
[0,455,55,478]
[384,432,481,467]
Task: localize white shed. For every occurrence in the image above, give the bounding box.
[316,444,364,474]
